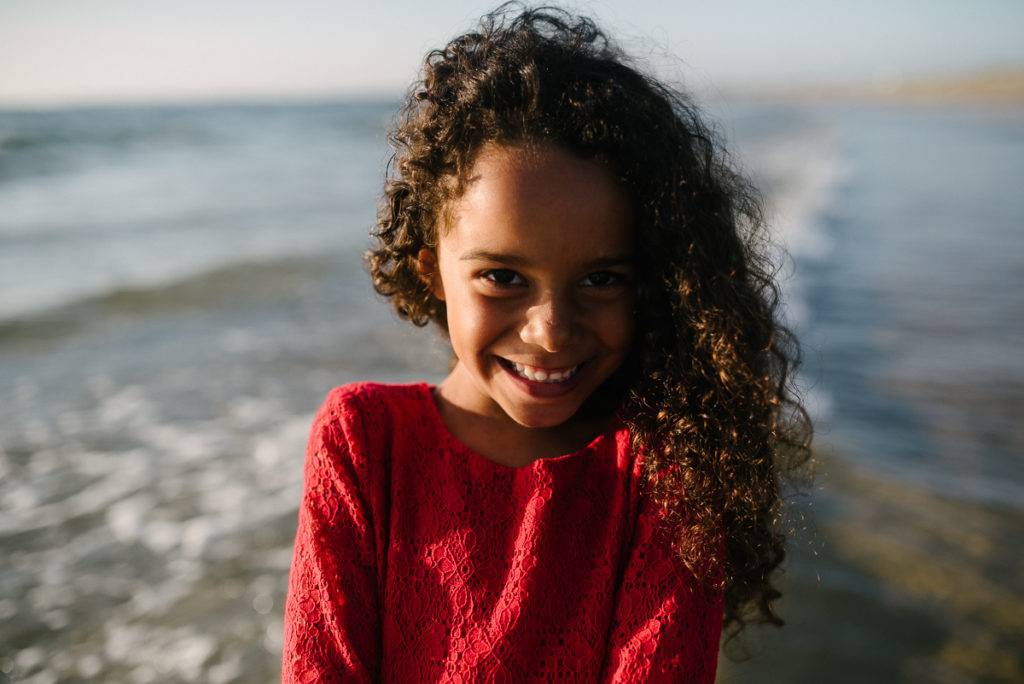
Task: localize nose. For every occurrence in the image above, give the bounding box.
[520,292,577,353]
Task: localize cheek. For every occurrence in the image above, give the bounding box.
[446,293,511,353]
[597,300,635,352]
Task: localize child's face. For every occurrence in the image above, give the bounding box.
[421,141,635,430]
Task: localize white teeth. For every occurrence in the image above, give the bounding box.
[508,360,580,383]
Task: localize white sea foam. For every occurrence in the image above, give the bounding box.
[739,117,846,423]
[106,494,153,543]
[207,654,244,684]
[103,623,216,681]
[749,123,846,327]
[1,374,312,680]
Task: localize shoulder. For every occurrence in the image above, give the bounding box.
[304,382,429,494]
[317,381,429,420]
[311,381,433,449]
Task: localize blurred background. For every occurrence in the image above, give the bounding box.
[1,1,1022,682]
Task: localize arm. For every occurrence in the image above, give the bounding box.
[282,391,382,683]
[599,500,725,684]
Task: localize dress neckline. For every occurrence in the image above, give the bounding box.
[415,382,621,471]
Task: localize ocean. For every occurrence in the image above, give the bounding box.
[1,99,1021,682]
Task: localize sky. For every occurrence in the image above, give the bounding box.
[1,0,1023,107]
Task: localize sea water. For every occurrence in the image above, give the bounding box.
[1,99,1021,682]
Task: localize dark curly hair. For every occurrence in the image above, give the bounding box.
[367,2,814,647]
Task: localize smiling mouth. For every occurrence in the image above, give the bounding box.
[496,357,584,384]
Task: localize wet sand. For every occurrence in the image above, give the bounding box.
[717,445,1024,683]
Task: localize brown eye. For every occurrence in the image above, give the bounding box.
[481,269,525,287]
[580,271,628,288]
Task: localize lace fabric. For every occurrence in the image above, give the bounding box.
[282,382,723,682]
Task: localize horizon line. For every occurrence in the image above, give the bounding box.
[3,64,1023,113]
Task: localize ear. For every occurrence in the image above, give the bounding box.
[415,248,445,301]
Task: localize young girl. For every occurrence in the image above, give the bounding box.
[283,4,812,682]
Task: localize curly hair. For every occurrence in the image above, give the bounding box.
[366,2,814,646]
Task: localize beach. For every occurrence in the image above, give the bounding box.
[1,98,1022,682]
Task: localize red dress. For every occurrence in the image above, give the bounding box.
[282,382,723,683]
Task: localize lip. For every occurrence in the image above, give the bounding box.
[496,356,588,398]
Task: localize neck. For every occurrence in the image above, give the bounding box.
[434,364,615,464]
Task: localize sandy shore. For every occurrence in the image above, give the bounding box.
[737,67,1024,107]
[716,445,1024,683]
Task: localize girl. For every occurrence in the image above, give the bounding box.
[282,4,813,682]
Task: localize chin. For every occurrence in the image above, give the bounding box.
[511,413,572,430]
[501,400,582,430]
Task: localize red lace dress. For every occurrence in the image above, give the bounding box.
[282,382,724,683]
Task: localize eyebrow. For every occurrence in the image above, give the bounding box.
[459,250,634,269]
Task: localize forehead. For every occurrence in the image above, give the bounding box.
[442,142,634,260]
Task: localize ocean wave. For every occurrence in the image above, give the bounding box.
[0,197,350,243]
[0,380,311,682]
[734,111,847,425]
[0,253,339,346]
[0,108,222,153]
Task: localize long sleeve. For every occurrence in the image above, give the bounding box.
[282,391,383,683]
[281,381,723,682]
[599,499,725,684]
